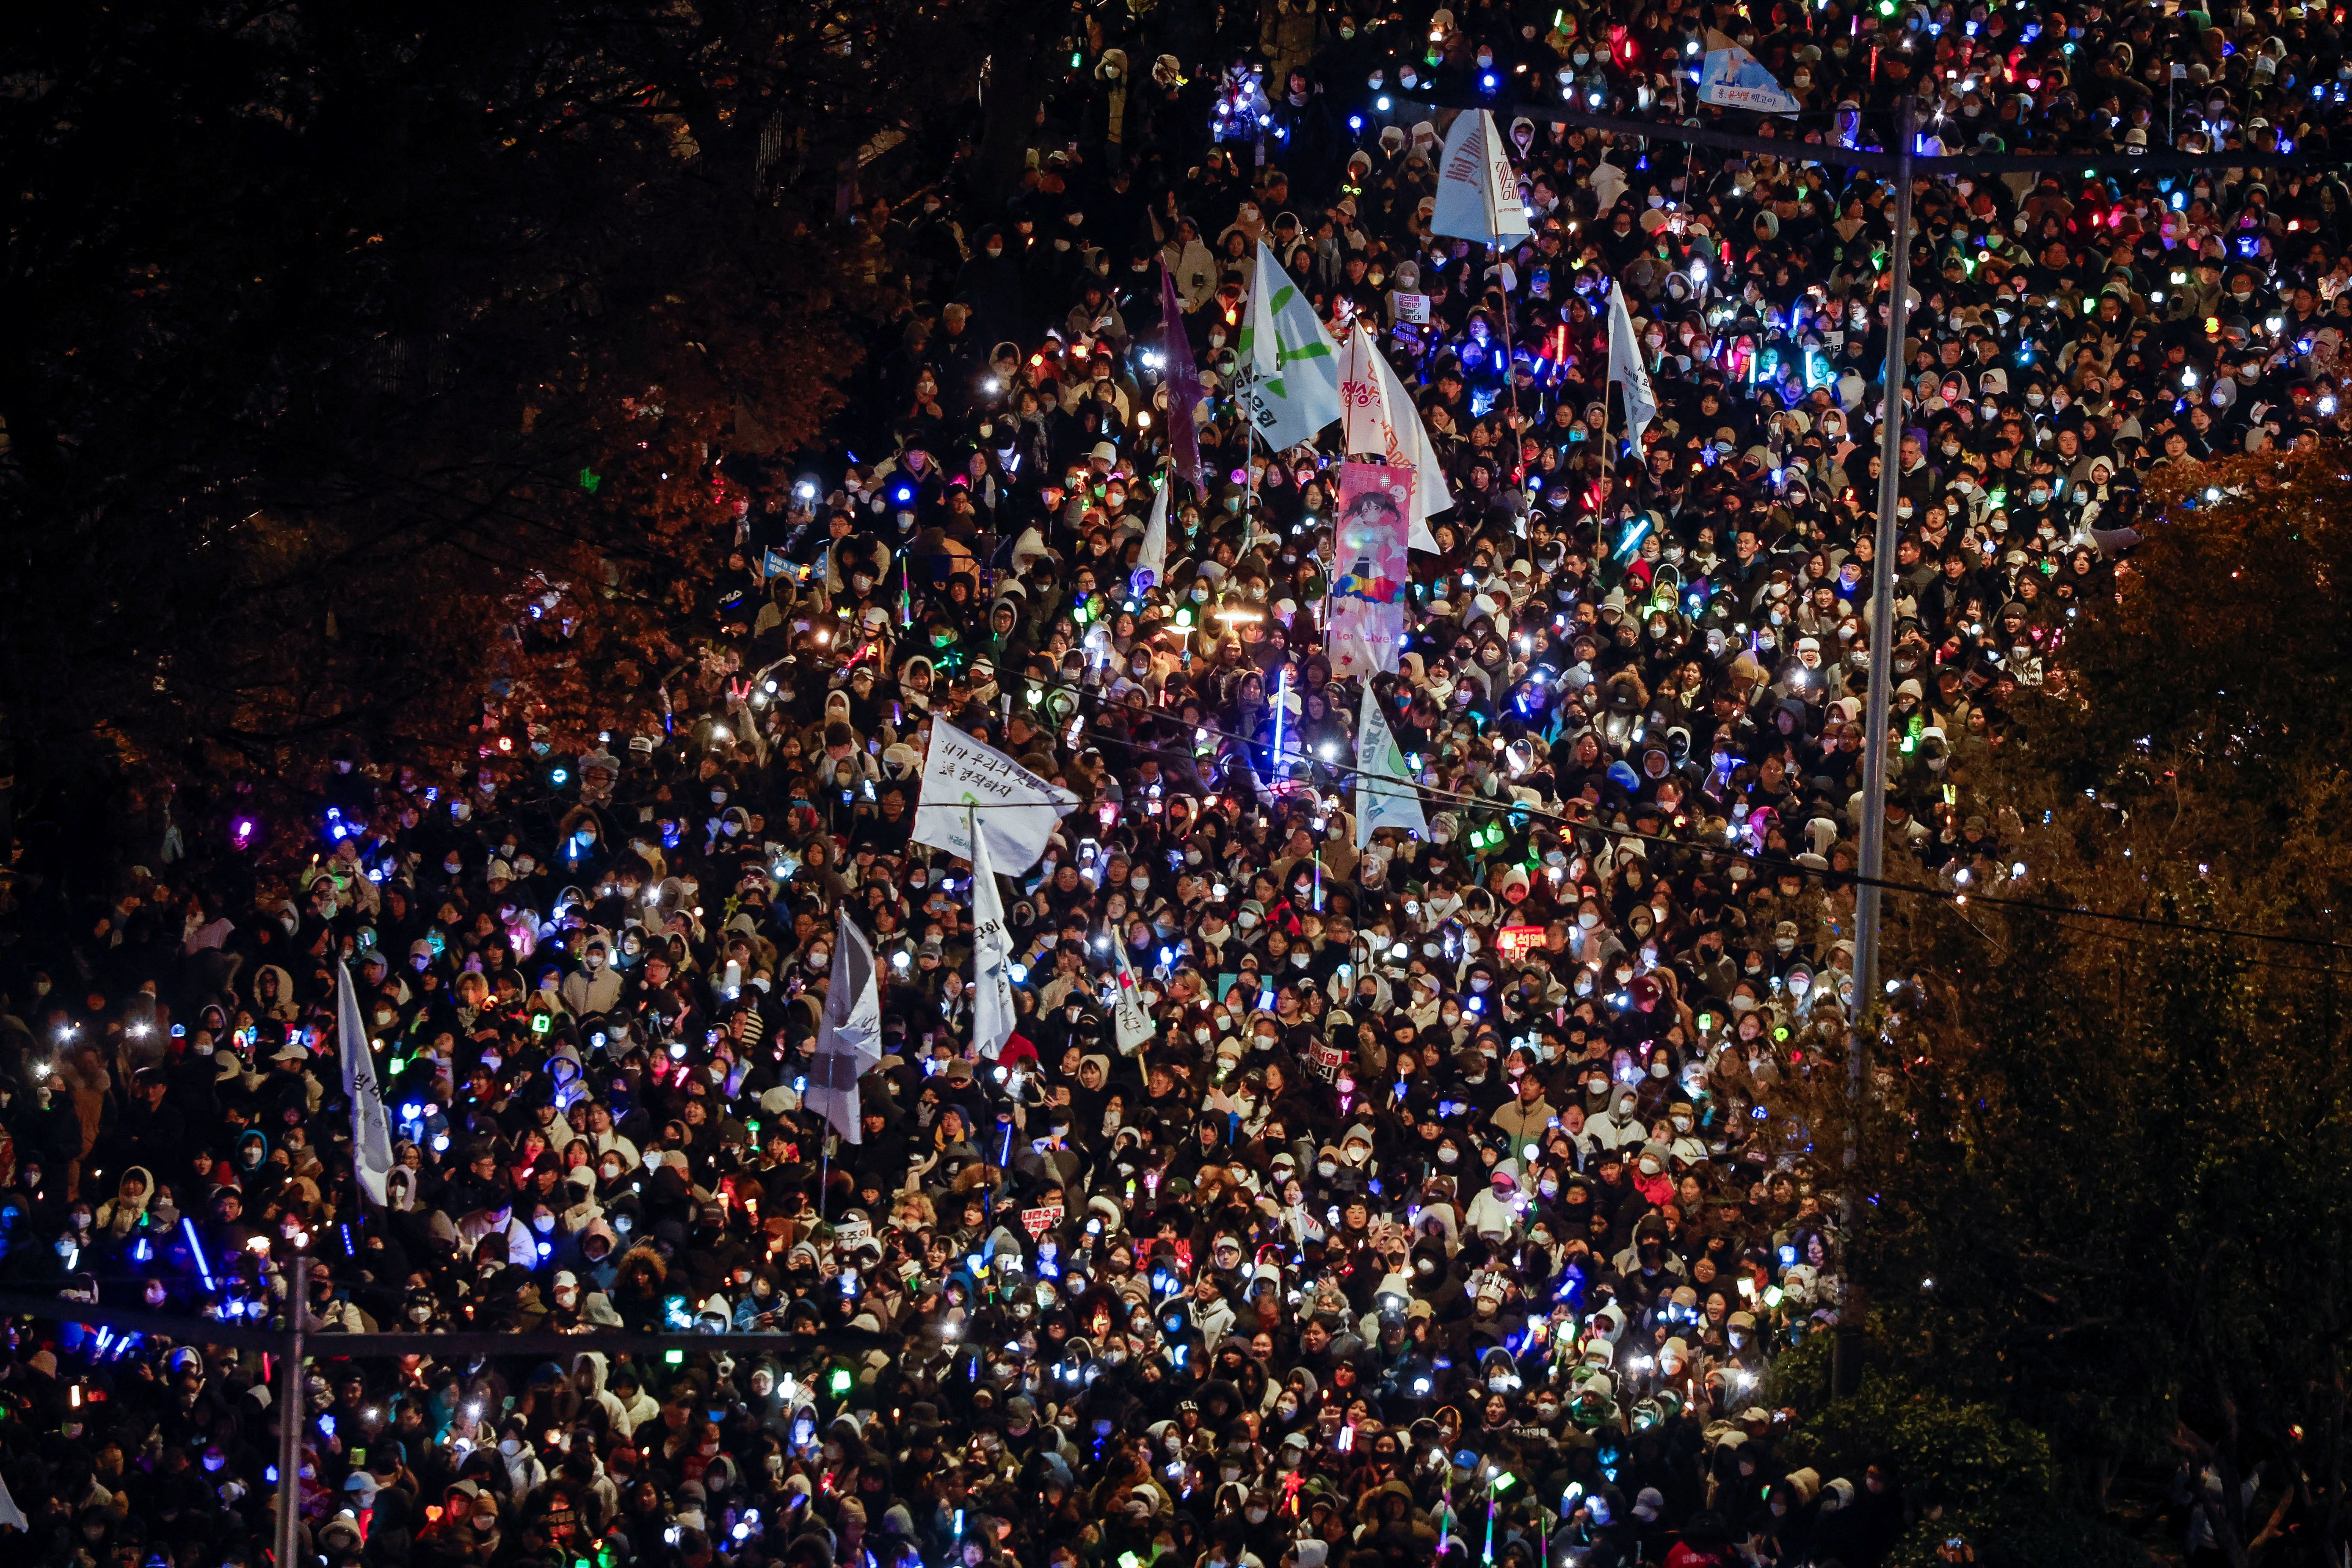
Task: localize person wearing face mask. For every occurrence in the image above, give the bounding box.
[954,222,1028,345]
[1591,1083,1648,1152]
[558,937,625,1016]
[1465,1159,1528,1244]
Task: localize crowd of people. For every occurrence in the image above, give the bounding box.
[3,0,2343,1563]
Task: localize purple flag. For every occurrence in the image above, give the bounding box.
[1161,262,1205,494]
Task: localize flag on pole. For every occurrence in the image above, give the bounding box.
[1161,263,1205,493]
[1338,319,1448,551]
[1240,241,1344,451]
[335,959,395,1207]
[809,907,883,1144]
[1328,463,1412,680]
[913,721,1081,871]
[1109,939,1155,1054]
[1354,685,1429,847]
[1135,472,1170,593]
[1431,109,1531,246]
[969,816,1019,1060]
[1699,30,1802,115]
[1607,281,1658,456]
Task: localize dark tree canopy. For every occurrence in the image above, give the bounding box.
[1770,453,2352,1567]
[0,0,1002,814]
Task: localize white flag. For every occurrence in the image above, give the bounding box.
[1699,31,1801,116]
[1135,474,1170,592]
[1354,685,1428,848]
[0,1468,24,1532]
[809,907,883,1145]
[1109,940,1155,1054]
[1240,241,1344,451]
[1432,110,1531,247]
[913,721,1080,872]
[1608,281,1658,456]
[969,818,1020,1060]
[335,959,394,1207]
[1338,319,1447,552]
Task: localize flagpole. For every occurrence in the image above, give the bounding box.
[1316,536,1336,659]
[969,803,996,1236]
[1479,122,1521,440]
[818,901,834,1218]
[1600,280,1621,467]
[1604,359,1621,471]
[1499,262,1521,440]
[1244,420,1260,540]
[273,1260,306,1568]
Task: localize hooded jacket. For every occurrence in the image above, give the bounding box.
[954,226,1027,338]
[1463,1161,1523,1244]
[96,1166,154,1238]
[1591,1085,1648,1150]
[570,1351,635,1436]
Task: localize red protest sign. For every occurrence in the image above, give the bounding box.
[1495,925,1547,960]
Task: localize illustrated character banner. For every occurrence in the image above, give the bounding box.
[1329,462,1411,679]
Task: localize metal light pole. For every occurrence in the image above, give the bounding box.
[1852,93,1917,1039]
[274,1254,308,1568]
[1838,101,1918,1411]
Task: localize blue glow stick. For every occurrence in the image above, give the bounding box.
[1271,667,1290,776]
[183,1217,214,1291]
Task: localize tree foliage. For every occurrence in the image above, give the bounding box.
[1782,1364,2143,1568]
[1796,449,2352,1566]
[0,0,999,827]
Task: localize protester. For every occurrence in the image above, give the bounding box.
[0,0,2336,1563]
